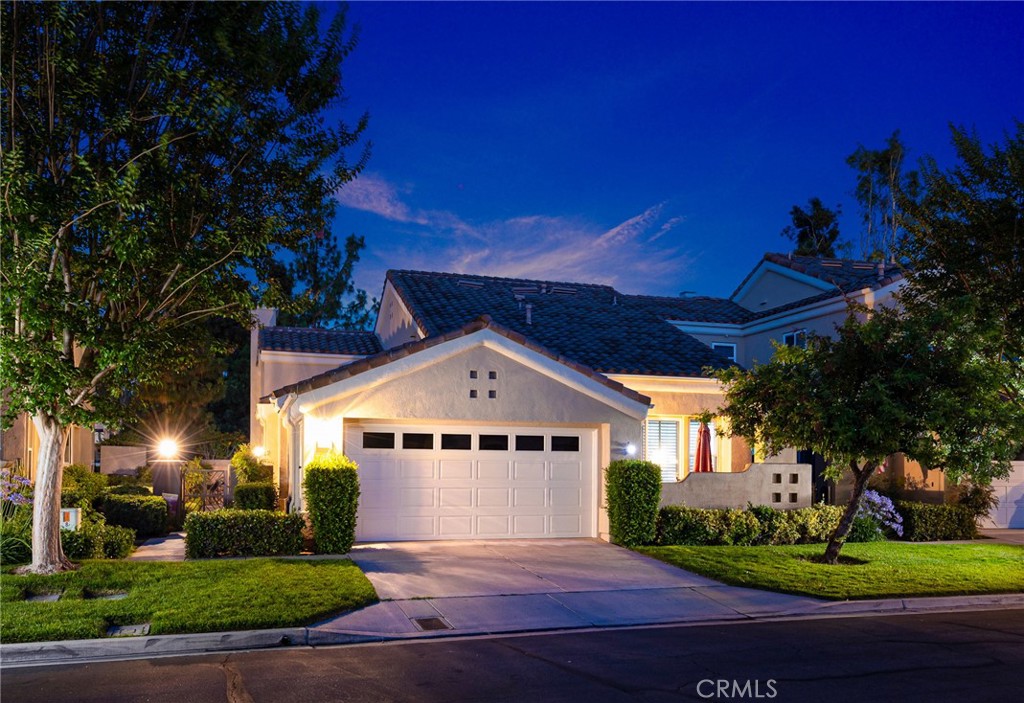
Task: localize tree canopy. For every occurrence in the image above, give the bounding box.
[0,0,369,572]
[780,197,842,257]
[847,130,920,261]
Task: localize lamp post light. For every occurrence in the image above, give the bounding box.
[154,438,182,523]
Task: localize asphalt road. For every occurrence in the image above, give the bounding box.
[4,609,1023,703]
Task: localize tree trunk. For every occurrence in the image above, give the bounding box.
[19,414,75,574]
[823,460,877,565]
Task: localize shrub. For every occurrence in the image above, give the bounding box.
[897,501,977,541]
[100,494,168,537]
[62,520,136,560]
[848,515,886,542]
[231,444,272,483]
[952,480,999,521]
[304,451,360,554]
[107,484,153,496]
[184,509,304,558]
[234,482,277,511]
[656,503,845,546]
[106,465,153,488]
[605,460,661,547]
[656,506,724,546]
[62,464,108,510]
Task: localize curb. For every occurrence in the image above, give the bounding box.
[3,593,1023,668]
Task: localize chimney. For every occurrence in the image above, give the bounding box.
[525,303,533,325]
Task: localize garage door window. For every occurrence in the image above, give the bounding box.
[551,436,580,452]
[363,432,395,449]
[441,434,472,450]
[402,433,434,449]
[515,435,544,451]
[479,434,509,451]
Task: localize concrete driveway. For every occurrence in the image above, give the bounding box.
[348,538,720,600]
[311,538,826,639]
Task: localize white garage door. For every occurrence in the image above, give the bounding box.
[345,422,597,541]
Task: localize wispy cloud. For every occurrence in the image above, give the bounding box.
[337,174,692,295]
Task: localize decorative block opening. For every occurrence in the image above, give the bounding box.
[469,389,478,398]
[488,390,497,399]
[788,493,798,503]
[789,474,799,484]
[772,473,782,484]
[469,370,478,379]
[771,493,782,503]
[488,371,497,379]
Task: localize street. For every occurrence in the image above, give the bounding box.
[4,609,1022,702]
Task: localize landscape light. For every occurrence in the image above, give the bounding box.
[252,445,266,459]
[157,438,179,460]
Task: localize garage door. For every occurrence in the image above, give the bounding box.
[345,422,597,541]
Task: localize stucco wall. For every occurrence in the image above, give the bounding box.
[734,269,825,311]
[100,445,150,474]
[1,416,94,479]
[375,283,422,351]
[660,462,813,510]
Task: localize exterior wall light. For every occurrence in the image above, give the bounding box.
[157,439,179,460]
[252,445,267,459]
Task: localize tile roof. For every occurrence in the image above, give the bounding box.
[259,326,382,356]
[386,270,738,377]
[269,315,652,407]
[730,252,904,301]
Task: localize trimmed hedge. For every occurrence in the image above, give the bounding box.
[897,501,977,541]
[234,482,277,511]
[605,460,661,547]
[100,494,168,537]
[304,451,360,554]
[656,504,845,546]
[184,509,304,558]
[62,521,136,560]
[106,485,153,496]
[61,464,108,511]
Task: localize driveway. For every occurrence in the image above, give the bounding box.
[310,538,825,638]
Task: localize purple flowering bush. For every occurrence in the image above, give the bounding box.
[1,468,34,565]
[849,489,904,542]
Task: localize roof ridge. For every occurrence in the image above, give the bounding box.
[386,269,617,291]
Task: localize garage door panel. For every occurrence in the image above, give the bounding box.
[478,460,510,479]
[551,462,581,481]
[477,515,511,536]
[514,488,546,507]
[550,487,581,507]
[514,462,545,480]
[400,487,434,508]
[514,515,546,534]
[400,459,434,479]
[347,423,595,541]
[477,488,510,507]
[440,460,473,480]
[439,487,473,507]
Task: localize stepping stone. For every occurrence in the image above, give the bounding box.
[86,592,129,600]
[26,593,61,602]
[106,623,151,637]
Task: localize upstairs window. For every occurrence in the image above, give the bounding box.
[783,330,808,349]
[711,343,737,362]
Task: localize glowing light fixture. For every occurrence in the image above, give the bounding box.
[157,439,179,460]
[252,445,267,459]
[626,443,638,457]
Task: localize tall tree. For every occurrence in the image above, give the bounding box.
[714,307,1020,564]
[0,1,369,573]
[276,231,377,329]
[847,130,920,261]
[899,122,1024,404]
[780,197,842,257]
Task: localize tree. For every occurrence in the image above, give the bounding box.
[780,198,842,257]
[847,130,920,261]
[899,122,1024,405]
[276,231,377,329]
[713,306,1020,564]
[0,1,369,573]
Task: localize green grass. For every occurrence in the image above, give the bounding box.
[0,558,377,643]
[636,542,1024,600]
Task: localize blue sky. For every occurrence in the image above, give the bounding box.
[324,2,1024,299]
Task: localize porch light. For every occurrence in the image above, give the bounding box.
[626,443,637,457]
[252,445,266,459]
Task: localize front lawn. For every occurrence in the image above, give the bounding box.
[636,542,1024,600]
[0,558,377,643]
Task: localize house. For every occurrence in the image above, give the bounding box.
[0,416,97,480]
[252,253,921,542]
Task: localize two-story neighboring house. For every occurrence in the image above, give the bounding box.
[252,253,920,542]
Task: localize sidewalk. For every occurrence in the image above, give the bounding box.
[127,532,186,561]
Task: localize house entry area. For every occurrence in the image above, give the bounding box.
[344,422,598,541]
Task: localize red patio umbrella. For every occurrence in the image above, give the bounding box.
[693,422,713,473]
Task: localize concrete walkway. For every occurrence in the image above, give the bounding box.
[128,532,186,561]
